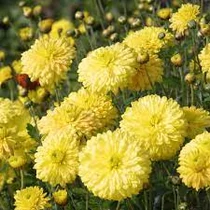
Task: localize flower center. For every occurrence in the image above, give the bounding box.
[150,114,161,127]
[51,150,65,164]
[110,156,121,170]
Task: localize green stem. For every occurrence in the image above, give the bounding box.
[20,169,24,189]
[190,84,194,105]
[144,191,148,210]
[178,67,185,106]
[86,191,89,210]
[116,201,120,210]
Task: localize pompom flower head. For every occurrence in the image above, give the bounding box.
[38,88,118,138]
[123,27,173,54]
[78,43,138,94]
[128,54,163,91]
[182,106,210,139]
[79,129,151,201]
[14,186,50,210]
[178,132,210,190]
[34,127,79,187]
[120,95,186,160]
[21,36,75,92]
[169,3,200,35]
[199,44,210,79]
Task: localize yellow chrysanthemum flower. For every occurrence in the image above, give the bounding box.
[128,54,163,91]
[0,98,31,131]
[79,129,151,201]
[38,88,118,138]
[21,36,75,92]
[123,27,174,54]
[120,95,186,160]
[182,106,210,139]
[34,127,79,187]
[0,66,12,85]
[199,44,210,78]
[78,43,138,94]
[169,3,200,35]
[50,19,75,45]
[14,186,50,210]
[178,132,210,190]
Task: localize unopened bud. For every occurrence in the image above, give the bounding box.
[33,5,42,16]
[22,6,32,18]
[118,16,126,24]
[110,33,118,42]
[185,73,195,84]
[38,19,54,33]
[137,52,149,64]
[53,189,68,206]
[75,11,84,20]
[105,12,114,22]
[171,53,183,67]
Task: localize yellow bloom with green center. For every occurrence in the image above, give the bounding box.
[38,88,118,138]
[123,27,174,54]
[120,95,186,160]
[169,3,200,35]
[0,66,12,85]
[34,127,79,187]
[78,43,138,94]
[21,36,75,92]
[79,129,151,201]
[182,106,210,139]
[178,132,210,190]
[127,54,163,91]
[14,186,50,210]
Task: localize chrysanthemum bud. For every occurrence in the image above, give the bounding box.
[102,29,110,37]
[22,6,32,18]
[158,32,165,40]
[85,16,94,25]
[200,24,210,36]
[53,189,68,206]
[19,27,33,41]
[105,12,114,22]
[118,16,126,24]
[0,51,5,61]
[33,5,42,16]
[18,1,25,7]
[131,18,141,28]
[188,19,197,29]
[110,33,118,42]
[75,11,84,20]
[138,3,144,10]
[157,8,171,20]
[107,25,115,33]
[137,52,150,64]
[8,155,27,169]
[178,202,188,210]
[185,73,195,84]
[169,175,181,185]
[38,19,54,33]
[145,17,153,26]
[171,53,183,66]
